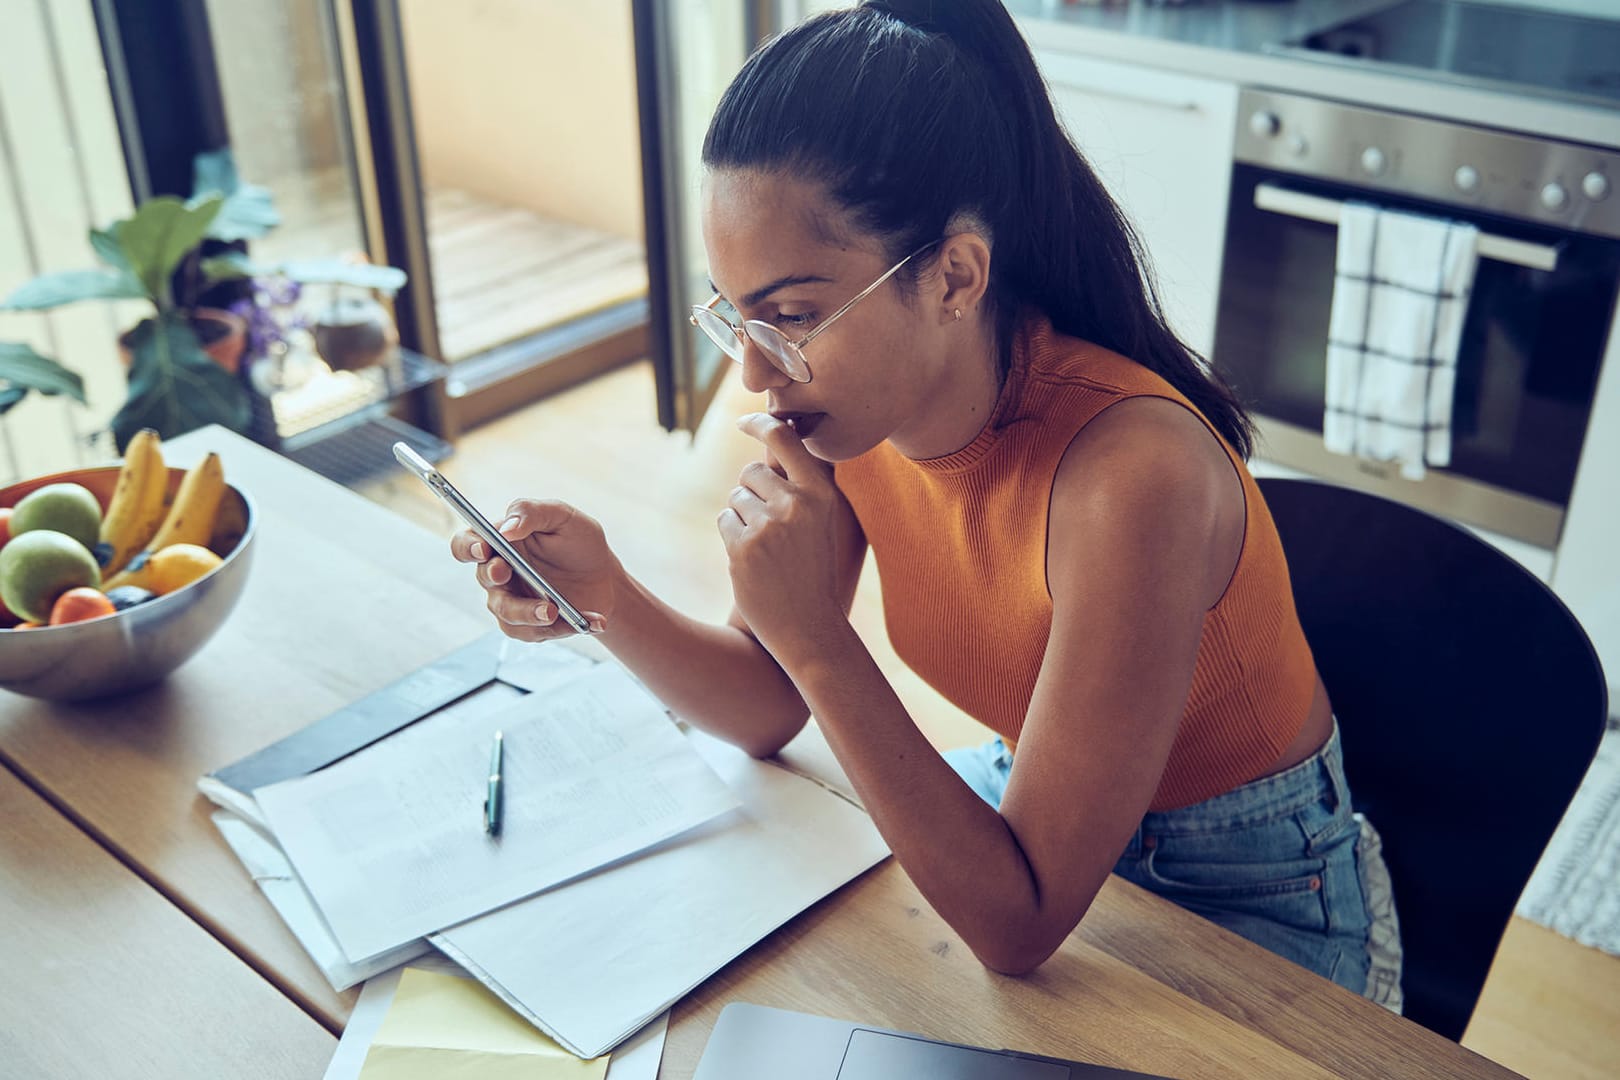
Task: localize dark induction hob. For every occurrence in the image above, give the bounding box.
[1282,0,1620,109]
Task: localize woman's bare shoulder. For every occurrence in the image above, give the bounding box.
[1048,395,1246,606]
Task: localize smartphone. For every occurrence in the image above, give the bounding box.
[392,442,594,635]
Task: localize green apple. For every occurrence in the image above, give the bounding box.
[0,529,101,624]
[11,482,102,552]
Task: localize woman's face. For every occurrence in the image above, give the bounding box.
[701,169,946,462]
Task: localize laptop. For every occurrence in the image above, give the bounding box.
[693,1003,1178,1080]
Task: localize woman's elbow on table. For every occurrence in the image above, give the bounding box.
[962,916,1075,976]
[968,934,1062,977]
[728,710,810,760]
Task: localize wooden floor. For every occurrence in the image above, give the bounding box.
[425,189,646,362]
[257,169,647,363]
[357,360,1620,1080]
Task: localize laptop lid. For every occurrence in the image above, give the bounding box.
[693,1003,1175,1080]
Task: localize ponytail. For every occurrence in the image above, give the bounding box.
[704,0,1254,458]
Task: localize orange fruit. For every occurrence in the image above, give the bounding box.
[49,586,117,625]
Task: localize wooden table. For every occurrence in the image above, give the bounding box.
[0,766,333,1078]
[0,427,1520,1079]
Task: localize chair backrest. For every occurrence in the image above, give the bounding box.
[1256,477,1608,1041]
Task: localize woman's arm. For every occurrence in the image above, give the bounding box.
[462,477,867,760]
[726,401,1243,972]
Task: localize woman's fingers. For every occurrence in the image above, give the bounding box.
[501,498,577,541]
[450,528,486,563]
[488,588,605,640]
[475,556,512,590]
[727,482,768,524]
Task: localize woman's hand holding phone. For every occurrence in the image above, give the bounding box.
[450,499,618,641]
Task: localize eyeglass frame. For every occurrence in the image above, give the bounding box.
[689,240,938,383]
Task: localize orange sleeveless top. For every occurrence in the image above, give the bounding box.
[833,315,1318,810]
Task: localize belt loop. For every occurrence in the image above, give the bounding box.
[1320,728,1350,815]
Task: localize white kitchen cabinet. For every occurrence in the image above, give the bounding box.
[1551,296,1620,716]
[1033,51,1237,359]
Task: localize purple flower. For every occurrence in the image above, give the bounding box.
[233,275,307,362]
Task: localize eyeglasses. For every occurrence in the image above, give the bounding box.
[690,244,932,383]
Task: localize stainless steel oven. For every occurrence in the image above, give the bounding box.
[1213,88,1620,549]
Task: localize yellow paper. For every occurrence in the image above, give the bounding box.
[358,968,607,1079]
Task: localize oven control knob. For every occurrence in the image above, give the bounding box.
[1541,182,1570,212]
[1288,134,1309,157]
[1584,172,1611,201]
[1249,110,1281,138]
[1454,165,1481,193]
[1360,146,1387,177]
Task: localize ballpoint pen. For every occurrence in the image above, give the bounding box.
[484,730,504,837]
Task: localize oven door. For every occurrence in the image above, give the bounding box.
[1214,162,1620,548]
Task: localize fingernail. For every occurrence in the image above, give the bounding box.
[470,541,486,560]
[535,602,552,623]
[499,515,521,534]
[586,615,606,635]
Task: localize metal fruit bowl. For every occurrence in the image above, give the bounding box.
[0,465,255,702]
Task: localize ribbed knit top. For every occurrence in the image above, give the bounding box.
[833,315,1318,810]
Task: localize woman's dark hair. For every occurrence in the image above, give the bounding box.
[702,0,1254,458]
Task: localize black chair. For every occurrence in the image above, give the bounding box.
[1256,477,1609,1041]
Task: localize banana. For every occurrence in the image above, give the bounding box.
[94,428,169,575]
[103,452,227,591]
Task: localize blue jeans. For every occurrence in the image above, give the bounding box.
[944,723,1375,994]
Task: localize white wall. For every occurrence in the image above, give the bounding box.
[401,0,645,242]
[1471,0,1620,19]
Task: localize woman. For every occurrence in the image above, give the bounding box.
[453,0,1399,1002]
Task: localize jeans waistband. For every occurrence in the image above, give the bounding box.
[1135,720,1348,837]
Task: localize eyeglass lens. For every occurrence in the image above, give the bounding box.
[691,307,810,382]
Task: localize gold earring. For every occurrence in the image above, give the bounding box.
[953,308,963,322]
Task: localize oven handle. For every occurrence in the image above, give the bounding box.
[1253,183,1561,273]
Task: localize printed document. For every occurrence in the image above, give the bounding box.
[431,726,890,1058]
[254,664,739,962]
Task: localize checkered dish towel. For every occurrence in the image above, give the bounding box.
[1324,202,1480,480]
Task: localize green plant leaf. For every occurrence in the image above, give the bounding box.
[109,311,249,451]
[90,225,134,272]
[120,195,224,302]
[193,148,280,242]
[1,268,147,310]
[0,341,87,414]
[200,252,265,285]
[280,258,407,293]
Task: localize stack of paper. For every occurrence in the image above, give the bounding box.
[253,664,741,965]
[201,643,890,1059]
[435,727,888,1057]
[323,956,669,1080]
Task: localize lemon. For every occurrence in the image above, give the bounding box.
[145,543,223,595]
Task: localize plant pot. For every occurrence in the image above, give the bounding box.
[313,295,398,371]
[117,308,247,375]
[191,307,248,374]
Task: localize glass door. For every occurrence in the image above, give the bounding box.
[634,0,755,434]
[394,1,648,373]
[206,0,665,437]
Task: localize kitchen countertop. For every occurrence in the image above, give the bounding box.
[1007,0,1620,148]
